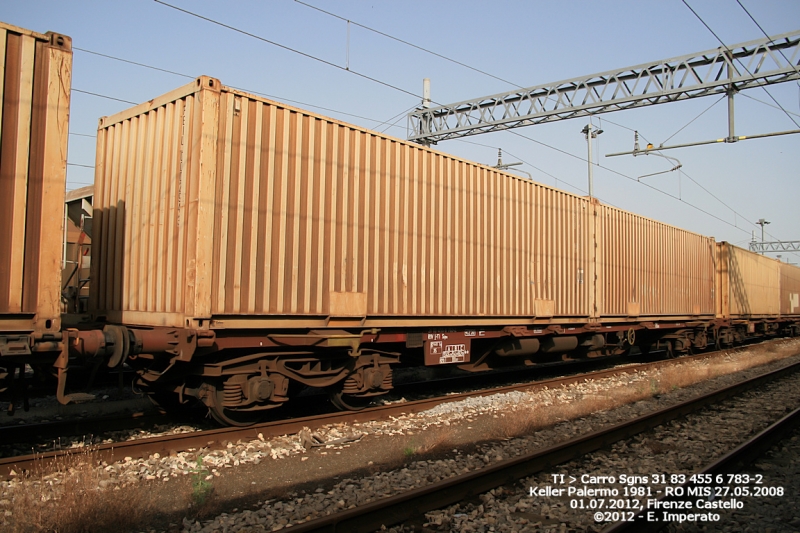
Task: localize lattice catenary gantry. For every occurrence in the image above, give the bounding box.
[408,30,800,144]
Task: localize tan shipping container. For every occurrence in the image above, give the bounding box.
[0,21,71,336]
[780,261,800,317]
[716,242,781,318]
[92,77,595,329]
[596,204,716,319]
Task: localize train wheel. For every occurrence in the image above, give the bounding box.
[329,389,371,411]
[208,383,263,427]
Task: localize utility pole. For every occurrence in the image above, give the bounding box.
[756,218,771,255]
[420,78,432,148]
[581,123,603,198]
[726,51,738,143]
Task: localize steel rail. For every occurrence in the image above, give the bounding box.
[278,360,800,533]
[0,348,724,478]
[603,406,800,532]
[0,350,641,447]
[0,336,768,453]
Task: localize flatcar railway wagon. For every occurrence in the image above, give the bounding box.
[595,203,716,357]
[0,21,797,426]
[0,22,72,402]
[89,76,727,424]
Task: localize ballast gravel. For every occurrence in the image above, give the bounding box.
[667,427,800,533]
[403,368,800,533]
[1,339,799,533]
[175,341,800,533]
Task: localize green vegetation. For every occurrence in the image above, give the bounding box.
[190,456,214,506]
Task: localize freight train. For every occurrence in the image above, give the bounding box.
[2,21,799,425]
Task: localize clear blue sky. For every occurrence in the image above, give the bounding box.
[4,0,800,257]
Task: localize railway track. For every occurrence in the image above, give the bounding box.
[1,336,773,456]
[266,358,800,533]
[0,346,736,478]
[604,408,800,532]
[0,347,674,459]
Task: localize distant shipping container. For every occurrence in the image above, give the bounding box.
[780,261,800,317]
[716,242,781,318]
[596,204,716,319]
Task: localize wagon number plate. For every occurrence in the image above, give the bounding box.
[424,330,477,365]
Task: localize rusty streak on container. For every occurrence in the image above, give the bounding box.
[0,21,71,337]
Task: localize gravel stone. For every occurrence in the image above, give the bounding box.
[2,339,799,533]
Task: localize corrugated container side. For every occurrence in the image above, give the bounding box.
[0,22,71,335]
[596,204,715,318]
[780,262,800,316]
[92,77,593,328]
[208,89,592,321]
[91,78,218,326]
[717,242,780,317]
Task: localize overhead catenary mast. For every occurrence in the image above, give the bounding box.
[408,30,800,145]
